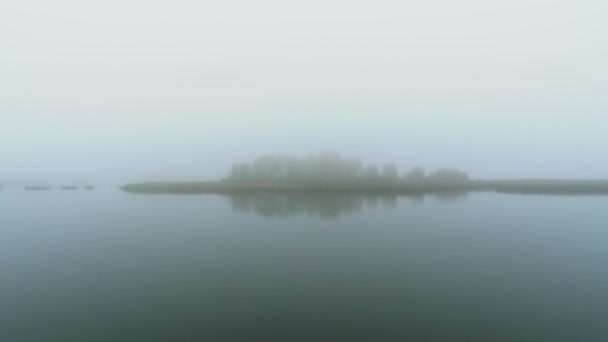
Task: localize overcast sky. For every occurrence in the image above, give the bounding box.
[1,0,607,183]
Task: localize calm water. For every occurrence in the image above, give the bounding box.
[1,188,608,341]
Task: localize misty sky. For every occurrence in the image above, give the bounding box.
[1,0,607,183]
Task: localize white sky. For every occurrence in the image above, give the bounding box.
[1,0,607,182]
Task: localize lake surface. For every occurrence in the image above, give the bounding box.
[1,188,608,341]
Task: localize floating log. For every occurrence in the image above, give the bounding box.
[25,186,50,191]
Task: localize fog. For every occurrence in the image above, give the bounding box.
[2,0,607,184]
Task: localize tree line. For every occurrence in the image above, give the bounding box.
[225,152,469,183]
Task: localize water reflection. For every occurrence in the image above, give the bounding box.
[227,191,467,219]
[433,190,470,203]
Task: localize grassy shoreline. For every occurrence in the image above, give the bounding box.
[120,180,608,195]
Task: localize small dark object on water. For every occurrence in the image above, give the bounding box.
[61,186,79,190]
[84,186,95,190]
[25,186,51,191]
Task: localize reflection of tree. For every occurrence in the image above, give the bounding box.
[229,193,361,219]
[432,190,468,203]
[407,194,425,205]
[365,196,378,209]
[381,195,398,209]
[228,193,403,219]
[227,192,468,218]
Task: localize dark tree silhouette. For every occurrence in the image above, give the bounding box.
[426,168,469,182]
[225,153,470,185]
[404,167,425,182]
[381,163,399,180]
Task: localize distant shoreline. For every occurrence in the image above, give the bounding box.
[120,180,608,196]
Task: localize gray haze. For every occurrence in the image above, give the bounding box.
[1,0,607,183]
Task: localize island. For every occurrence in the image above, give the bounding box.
[120,153,608,196]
